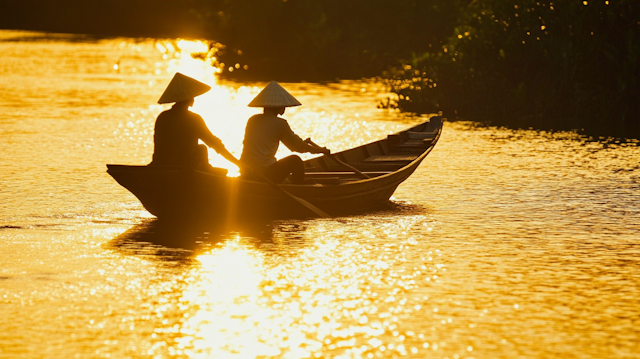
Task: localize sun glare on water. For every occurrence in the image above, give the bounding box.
[141,216,437,359]
[156,39,264,175]
[4,31,639,359]
[174,241,277,358]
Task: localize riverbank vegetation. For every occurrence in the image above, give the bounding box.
[2,0,638,137]
[380,0,640,138]
[196,0,465,82]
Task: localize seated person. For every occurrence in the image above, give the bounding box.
[240,81,330,184]
[150,72,240,172]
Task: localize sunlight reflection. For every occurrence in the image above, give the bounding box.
[176,39,209,55]
[148,215,438,358]
[6,31,640,359]
[176,239,277,358]
[149,39,410,175]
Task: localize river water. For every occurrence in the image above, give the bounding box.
[1,30,639,359]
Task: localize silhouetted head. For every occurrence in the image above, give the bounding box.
[157,72,211,104]
[172,98,195,110]
[264,106,286,116]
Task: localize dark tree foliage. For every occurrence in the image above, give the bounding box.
[383,0,640,137]
[2,0,638,137]
[0,0,206,38]
[197,0,464,81]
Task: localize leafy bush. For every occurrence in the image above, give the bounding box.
[382,0,640,137]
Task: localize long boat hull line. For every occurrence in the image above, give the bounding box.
[107,116,444,219]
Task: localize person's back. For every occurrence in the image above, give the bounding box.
[149,72,242,171]
[241,113,309,170]
[151,106,204,166]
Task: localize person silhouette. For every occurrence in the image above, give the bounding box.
[150,72,241,172]
[240,81,330,184]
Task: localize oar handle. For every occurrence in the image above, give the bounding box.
[305,138,371,179]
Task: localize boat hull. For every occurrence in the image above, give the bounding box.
[107,117,443,219]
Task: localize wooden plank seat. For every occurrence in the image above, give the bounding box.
[387,133,435,151]
[305,171,393,177]
[303,170,394,185]
[363,154,418,162]
[397,138,433,148]
[407,131,437,139]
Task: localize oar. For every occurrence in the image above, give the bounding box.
[214,149,330,218]
[255,169,330,218]
[243,163,331,218]
[305,138,371,179]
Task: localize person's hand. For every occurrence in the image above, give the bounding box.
[306,138,330,155]
[313,146,330,155]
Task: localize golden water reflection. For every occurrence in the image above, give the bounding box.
[139,214,448,359]
[3,31,639,359]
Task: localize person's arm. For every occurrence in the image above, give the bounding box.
[280,120,330,154]
[195,115,244,167]
[304,138,331,155]
[208,138,241,164]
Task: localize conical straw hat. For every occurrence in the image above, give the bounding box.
[157,72,212,104]
[247,81,302,107]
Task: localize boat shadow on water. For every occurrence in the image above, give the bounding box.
[105,201,430,258]
[105,216,301,258]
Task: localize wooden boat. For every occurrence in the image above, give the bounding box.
[107,116,443,219]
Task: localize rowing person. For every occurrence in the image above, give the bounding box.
[149,72,241,172]
[240,81,330,184]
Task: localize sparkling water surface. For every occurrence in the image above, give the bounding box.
[1,30,639,359]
